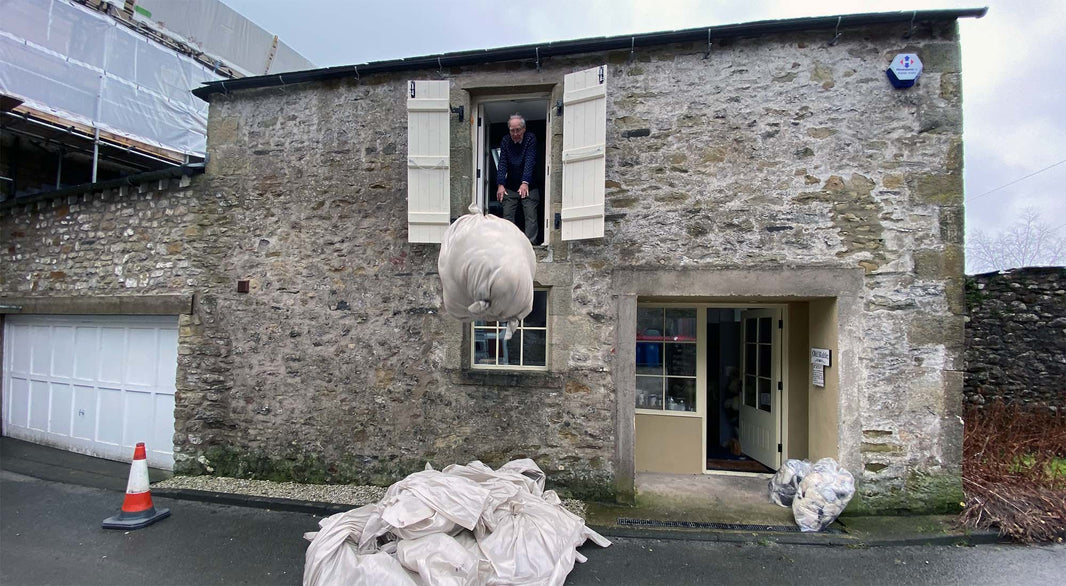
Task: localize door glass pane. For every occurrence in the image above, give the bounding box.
[744,343,756,375]
[524,330,546,366]
[745,317,756,342]
[665,343,696,376]
[759,316,772,342]
[665,309,696,341]
[474,328,499,364]
[666,378,696,412]
[759,377,772,412]
[744,375,757,407]
[758,344,771,378]
[637,307,663,340]
[636,376,664,410]
[636,342,663,375]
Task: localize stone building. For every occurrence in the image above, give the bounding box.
[1,8,986,513]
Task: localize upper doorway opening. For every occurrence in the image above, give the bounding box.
[475,96,549,246]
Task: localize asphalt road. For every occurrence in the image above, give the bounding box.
[3,470,1064,585]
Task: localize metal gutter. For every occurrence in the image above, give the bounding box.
[0,163,206,211]
[192,8,987,101]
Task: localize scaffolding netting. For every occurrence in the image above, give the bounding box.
[0,0,222,156]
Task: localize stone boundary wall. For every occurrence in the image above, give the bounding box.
[965,267,1066,410]
[1,176,199,298]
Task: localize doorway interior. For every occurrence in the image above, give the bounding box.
[634,304,792,476]
[704,308,778,474]
[474,96,549,245]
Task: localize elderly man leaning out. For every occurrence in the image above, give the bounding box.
[496,114,540,243]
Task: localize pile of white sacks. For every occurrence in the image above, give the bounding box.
[303,459,610,585]
[768,458,855,532]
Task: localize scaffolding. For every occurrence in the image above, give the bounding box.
[0,0,314,198]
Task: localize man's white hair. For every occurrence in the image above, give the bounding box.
[508,114,526,129]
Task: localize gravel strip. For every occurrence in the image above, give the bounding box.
[154,475,588,519]
[154,475,385,506]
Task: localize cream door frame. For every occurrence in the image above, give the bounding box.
[634,302,790,477]
[738,308,783,470]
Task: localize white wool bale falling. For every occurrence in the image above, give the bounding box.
[437,205,536,339]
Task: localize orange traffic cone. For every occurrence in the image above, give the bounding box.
[102,442,170,530]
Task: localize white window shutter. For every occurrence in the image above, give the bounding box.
[407,80,451,243]
[561,65,607,241]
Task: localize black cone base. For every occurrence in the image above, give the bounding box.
[102,507,171,530]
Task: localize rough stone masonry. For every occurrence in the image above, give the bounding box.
[1,17,967,511]
[965,267,1066,410]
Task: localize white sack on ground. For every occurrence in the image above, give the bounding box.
[302,459,610,586]
[380,470,490,537]
[791,458,855,532]
[303,505,418,586]
[476,490,610,585]
[768,459,811,507]
[438,205,536,340]
[395,533,480,586]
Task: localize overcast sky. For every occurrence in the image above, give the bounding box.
[222,0,1064,271]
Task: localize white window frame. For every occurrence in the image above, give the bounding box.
[635,305,705,419]
[469,288,550,371]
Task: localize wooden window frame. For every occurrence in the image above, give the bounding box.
[635,305,704,418]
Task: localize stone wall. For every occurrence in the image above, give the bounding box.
[965,268,1066,410]
[2,19,967,509]
[1,177,199,296]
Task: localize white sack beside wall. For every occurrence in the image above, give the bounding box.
[438,206,536,340]
[303,459,611,586]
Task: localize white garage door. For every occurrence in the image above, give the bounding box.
[2,315,178,469]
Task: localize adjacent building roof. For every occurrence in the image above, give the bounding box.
[192,8,987,101]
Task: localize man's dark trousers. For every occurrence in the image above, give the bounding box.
[501,188,540,243]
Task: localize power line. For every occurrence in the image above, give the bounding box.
[969,157,1066,201]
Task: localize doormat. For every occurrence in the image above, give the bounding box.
[617,518,843,534]
[705,458,773,473]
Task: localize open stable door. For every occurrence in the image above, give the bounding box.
[406,80,451,243]
[475,103,486,212]
[561,65,606,241]
[738,308,782,469]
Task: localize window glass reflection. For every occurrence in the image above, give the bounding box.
[665,309,696,341]
[665,343,696,377]
[636,376,663,409]
[637,307,663,340]
[666,378,696,412]
[636,342,663,375]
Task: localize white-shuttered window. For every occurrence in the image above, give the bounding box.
[560,65,607,241]
[408,65,607,244]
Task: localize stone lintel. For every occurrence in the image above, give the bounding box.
[611,266,864,298]
[0,295,194,315]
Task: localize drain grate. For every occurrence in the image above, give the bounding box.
[617,518,843,534]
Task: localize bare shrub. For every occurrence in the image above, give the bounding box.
[960,401,1066,542]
